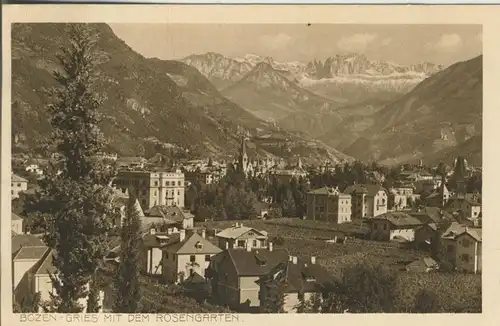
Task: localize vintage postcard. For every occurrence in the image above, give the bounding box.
[1,4,499,326]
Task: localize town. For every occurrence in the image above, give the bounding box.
[11,139,482,313]
[9,23,482,315]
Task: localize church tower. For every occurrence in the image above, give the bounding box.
[238,136,248,174]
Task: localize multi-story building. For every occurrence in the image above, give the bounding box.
[209,243,288,312]
[306,187,352,224]
[161,229,222,283]
[366,211,423,242]
[258,255,335,313]
[12,212,24,235]
[113,170,185,210]
[11,173,28,199]
[439,223,482,273]
[345,184,388,219]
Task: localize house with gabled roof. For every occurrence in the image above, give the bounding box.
[446,195,481,219]
[13,247,105,312]
[439,223,482,274]
[209,243,288,311]
[345,184,388,219]
[161,229,222,284]
[365,211,423,242]
[215,223,269,250]
[258,255,337,313]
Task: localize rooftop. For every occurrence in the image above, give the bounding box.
[163,232,222,255]
[345,184,386,197]
[11,173,28,183]
[12,234,45,255]
[146,205,192,222]
[307,186,350,197]
[369,211,423,227]
[221,248,289,276]
[275,257,337,293]
[13,245,49,261]
[215,224,268,240]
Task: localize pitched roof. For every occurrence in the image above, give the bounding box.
[345,184,386,197]
[143,232,181,248]
[33,249,56,275]
[12,212,23,221]
[456,228,482,242]
[11,234,45,255]
[406,257,438,269]
[409,206,454,224]
[146,206,191,222]
[307,186,350,197]
[223,248,289,276]
[215,225,268,239]
[13,246,49,260]
[369,212,423,227]
[277,258,337,293]
[440,222,481,240]
[11,174,28,183]
[163,232,222,255]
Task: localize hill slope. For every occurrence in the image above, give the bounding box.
[343,55,482,165]
[11,23,352,164]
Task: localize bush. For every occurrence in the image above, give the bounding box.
[271,235,285,246]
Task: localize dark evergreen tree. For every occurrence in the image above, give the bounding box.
[260,277,286,313]
[24,24,116,312]
[113,190,143,313]
[281,188,297,217]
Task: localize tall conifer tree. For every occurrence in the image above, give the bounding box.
[27,24,116,312]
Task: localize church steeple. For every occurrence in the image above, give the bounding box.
[238,136,248,174]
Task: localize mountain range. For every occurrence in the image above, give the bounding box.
[11,23,352,164]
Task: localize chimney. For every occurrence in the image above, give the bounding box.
[201,229,206,239]
[269,242,273,252]
[150,228,156,235]
[289,256,293,262]
[167,228,172,235]
[246,242,252,252]
[179,229,186,242]
[311,256,316,264]
[292,256,298,264]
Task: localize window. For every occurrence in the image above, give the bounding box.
[462,239,470,248]
[178,181,181,186]
[205,255,211,262]
[237,240,245,248]
[154,181,158,186]
[253,240,257,247]
[154,190,157,196]
[461,254,470,262]
[17,183,21,187]
[190,255,196,262]
[166,181,170,186]
[383,224,387,230]
[164,252,169,259]
[177,191,180,196]
[195,241,203,249]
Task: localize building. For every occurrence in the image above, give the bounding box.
[237,136,251,176]
[215,223,269,250]
[446,196,481,219]
[12,212,24,235]
[142,227,180,276]
[13,246,104,312]
[117,157,147,170]
[11,174,28,199]
[388,183,417,211]
[439,223,482,274]
[258,256,336,313]
[145,205,194,230]
[113,170,185,210]
[365,211,423,242]
[409,206,454,225]
[161,229,222,283]
[209,244,288,311]
[345,184,388,219]
[306,187,352,224]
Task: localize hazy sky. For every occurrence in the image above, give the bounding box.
[109,24,482,66]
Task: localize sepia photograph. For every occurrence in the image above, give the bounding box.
[4,7,486,318]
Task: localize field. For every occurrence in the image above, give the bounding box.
[196,218,482,312]
[196,218,426,273]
